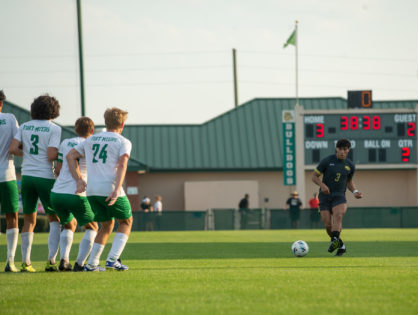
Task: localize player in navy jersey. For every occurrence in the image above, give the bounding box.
[312,138,363,256]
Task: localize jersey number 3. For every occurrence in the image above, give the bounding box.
[92,144,108,163]
[30,134,39,155]
[334,172,341,182]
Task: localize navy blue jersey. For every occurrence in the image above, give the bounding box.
[315,154,355,197]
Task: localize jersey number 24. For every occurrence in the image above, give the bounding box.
[92,144,108,163]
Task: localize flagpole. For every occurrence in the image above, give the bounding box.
[293,20,305,208]
[295,20,299,106]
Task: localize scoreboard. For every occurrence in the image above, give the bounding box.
[304,112,417,165]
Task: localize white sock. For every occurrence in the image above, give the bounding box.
[106,233,129,262]
[21,232,34,265]
[87,243,105,267]
[76,229,97,266]
[59,229,74,261]
[6,228,19,263]
[48,221,61,263]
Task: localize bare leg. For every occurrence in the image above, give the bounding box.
[85,221,98,231]
[117,217,133,236]
[320,210,332,237]
[95,220,115,245]
[6,213,18,229]
[22,213,36,233]
[331,203,347,232]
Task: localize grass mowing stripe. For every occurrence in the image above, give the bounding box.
[0,229,417,314]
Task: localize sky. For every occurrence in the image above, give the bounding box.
[1,0,417,126]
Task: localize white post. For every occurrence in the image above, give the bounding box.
[295,104,306,206]
[295,20,299,106]
[294,21,305,204]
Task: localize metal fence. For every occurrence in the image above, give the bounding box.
[2,207,417,232]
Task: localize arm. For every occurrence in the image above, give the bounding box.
[347,180,363,199]
[47,147,58,161]
[9,139,23,157]
[312,171,330,195]
[105,154,129,206]
[66,149,86,193]
[55,148,63,177]
[55,162,62,177]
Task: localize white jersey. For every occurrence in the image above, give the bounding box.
[0,113,19,182]
[14,120,61,179]
[51,137,87,196]
[75,131,132,197]
[154,201,163,212]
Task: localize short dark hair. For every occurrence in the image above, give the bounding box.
[75,117,94,137]
[30,94,60,120]
[0,90,5,101]
[336,138,351,149]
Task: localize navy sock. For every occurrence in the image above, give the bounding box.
[331,231,340,240]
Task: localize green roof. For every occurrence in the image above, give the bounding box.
[2,100,148,171]
[122,97,418,172]
[4,97,418,172]
[3,100,78,141]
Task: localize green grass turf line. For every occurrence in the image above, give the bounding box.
[0,229,417,314]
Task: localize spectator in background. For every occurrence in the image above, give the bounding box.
[308,192,320,228]
[153,195,163,230]
[141,197,154,231]
[140,197,151,212]
[286,191,302,229]
[153,195,163,213]
[238,194,249,229]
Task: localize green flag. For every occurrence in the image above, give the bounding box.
[283,29,296,48]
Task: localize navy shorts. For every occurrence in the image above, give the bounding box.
[318,194,346,211]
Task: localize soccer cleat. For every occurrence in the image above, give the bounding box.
[335,247,347,256]
[72,262,85,272]
[45,260,59,272]
[105,259,129,271]
[328,238,339,253]
[21,263,36,273]
[5,261,19,272]
[59,259,73,272]
[84,264,105,272]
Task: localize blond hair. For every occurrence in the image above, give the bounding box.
[104,107,128,130]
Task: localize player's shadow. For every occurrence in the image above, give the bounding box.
[1,241,415,262]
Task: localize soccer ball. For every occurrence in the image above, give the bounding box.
[291,240,309,257]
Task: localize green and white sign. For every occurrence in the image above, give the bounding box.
[282,110,296,186]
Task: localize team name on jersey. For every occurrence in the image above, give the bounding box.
[0,119,6,125]
[23,125,50,132]
[91,136,117,142]
[67,142,78,148]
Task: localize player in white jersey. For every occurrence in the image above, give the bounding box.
[9,94,62,272]
[68,107,133,271]
[50,117,98,271]
[0,90,20,272]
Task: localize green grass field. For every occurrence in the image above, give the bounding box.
[1,229,417,314]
